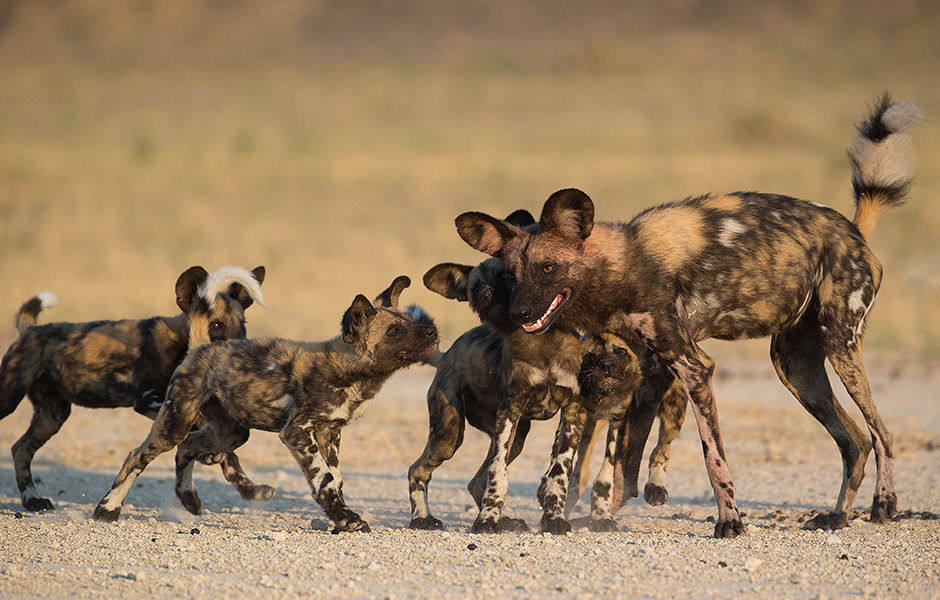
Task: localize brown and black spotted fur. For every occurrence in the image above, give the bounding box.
[412,256,584,534]
[0,265,268,511]
[93,276,438,533]
[456,95,924,537]
[571,331,688,527]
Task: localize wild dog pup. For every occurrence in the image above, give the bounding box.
[574,331,688,527]
[456,95,924,537]
[416,256,584,534]
[0,266,269,511]
[93,276,438,533]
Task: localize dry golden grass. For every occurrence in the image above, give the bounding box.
[1,0,939,357]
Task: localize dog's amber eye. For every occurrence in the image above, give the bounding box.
[386,326,398,336]
[210,321,222,330]
[614,347,627,356]
[542,264,554,274]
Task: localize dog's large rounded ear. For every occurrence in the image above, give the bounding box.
[374,275,411,309]
[423,263,473,301]
[455,212,517,257]
[540,188,594,241]
[504,209,536,228]
[227,266,266,310]
[342,294,378,344]
[176,266,209,313]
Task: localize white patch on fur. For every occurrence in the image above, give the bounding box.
[849,98,925,189]
[848,288,867,313]
[270,394,294,411]
[199,266,266,308]
[37,292,58,309]
[717,219,747,247]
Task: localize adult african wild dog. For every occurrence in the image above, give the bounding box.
[0,265,269,511]
[574,331,688,520]
[455,95,924,537]
[415,243,684,533]
[93,276,438,534]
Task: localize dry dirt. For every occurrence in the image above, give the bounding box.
[0,354,938,599]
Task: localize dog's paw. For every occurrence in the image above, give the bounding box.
[643,482,669,506]
[23,496,55,512]
[196,453,227,466]
[802,512,849,531]
[589,517,620,533]
[92,505,121,523]
[714,517,747,538]
[498,516,530,533]
[240,483,277,503]
[471,517,501,534]
[177,490,203,516]
[409,516,445,531]
[331,516,371,534]
[870,493,898,524]
[540,514,571,536]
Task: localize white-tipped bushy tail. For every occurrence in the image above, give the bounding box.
[849,94,926,238]
[199,266,266,308]
[15,292,58,334]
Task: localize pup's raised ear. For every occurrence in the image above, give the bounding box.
[227,266,266,309]
[342,294,378,344]
[455,211,518,256]
[504,209,536,228]
[540,188,594,241]
[374,275,411,309]
[423,263,474,301]
[175,266,209,313]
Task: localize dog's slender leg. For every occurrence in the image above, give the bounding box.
[11,388,70,511]
[471,406,523,534]
[280,420,368,534]
[827,346,895,523]
[538,418,565,508]
[771,322,870,531]
[219,453,276,502]
[564,415,604,518]
[588,421,620,532]
[645,379,688,506]
[539,402,586,535]
[316,426,346,504]
[614,377,664,507]
[661,337,745,538]
[408,389,466,530]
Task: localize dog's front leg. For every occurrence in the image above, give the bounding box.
[669,347,745,539]
[280,420,368,533]
[539,402,586,535]
[588,420,621,532]
[471,407,522,534]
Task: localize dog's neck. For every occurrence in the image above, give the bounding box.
[303,337,398,395]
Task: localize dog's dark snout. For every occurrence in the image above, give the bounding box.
[419,324,438,341]
[510,304,532,323]
[600,358,616,377]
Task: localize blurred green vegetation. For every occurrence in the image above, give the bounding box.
[1,0,938,358]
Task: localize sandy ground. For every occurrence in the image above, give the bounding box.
[0,352,938,600]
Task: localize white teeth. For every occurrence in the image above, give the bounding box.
[522,292,565,332]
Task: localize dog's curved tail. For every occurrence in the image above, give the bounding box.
[15,292,58,334]
[849,93,926,239]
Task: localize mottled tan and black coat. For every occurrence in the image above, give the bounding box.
[0,265,268,511]
[456,95,924,537]
[93,276,438,534]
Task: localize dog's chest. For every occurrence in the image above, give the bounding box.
[321,383,372,424]
[512,358,580,418]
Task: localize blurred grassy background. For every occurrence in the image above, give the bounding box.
[1,0,938,358]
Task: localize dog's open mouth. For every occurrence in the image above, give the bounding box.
[521,288,571,334]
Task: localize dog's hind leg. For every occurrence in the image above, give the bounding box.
[218,453,276,502]
[645,379,688,506]
[827,345,896,524]
[11,384,70,511]
[587,421,621,532]
[563,415,604,518]
[771,320,871,531]
[93,388,202,522]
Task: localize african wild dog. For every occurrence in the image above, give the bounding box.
[415,241,682,533]
[412,254,583,534]
[93,276,438,533]
[455,95,924,537]
[572,331,688,525]
[0,265,269,511]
